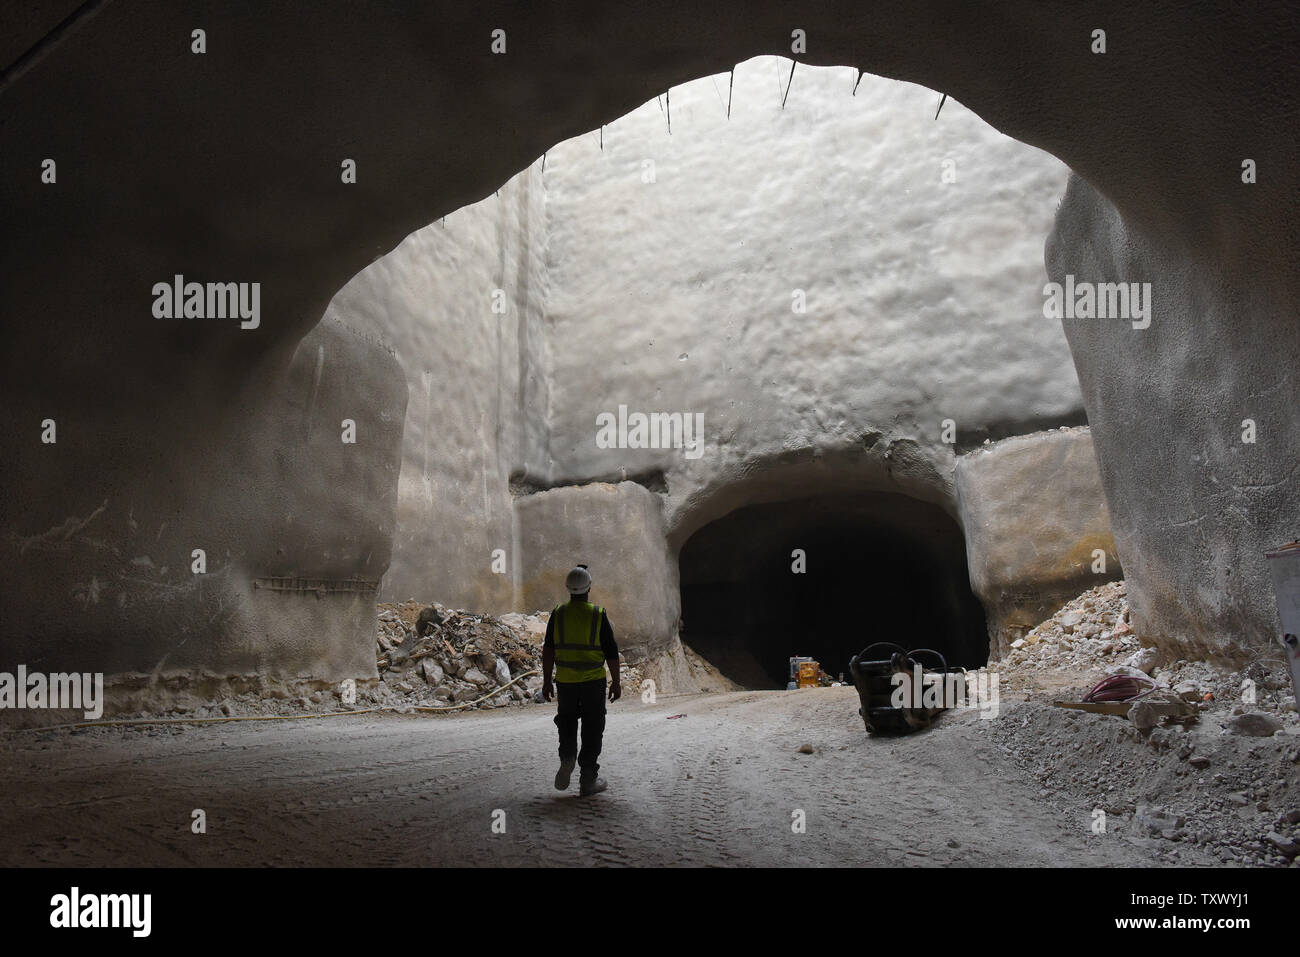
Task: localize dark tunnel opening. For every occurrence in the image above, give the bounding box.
[678,492,989,689]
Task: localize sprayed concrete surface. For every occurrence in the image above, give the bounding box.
[0,689,1219,868]
[4,5,1296,686]
[543,64,1078,530]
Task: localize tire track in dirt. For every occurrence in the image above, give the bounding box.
[0,689,1220,866]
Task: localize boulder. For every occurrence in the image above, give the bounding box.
[1125,647,1160,675]
[421,659,445,685]
[1265,832,1300,859]
[1226,712,1283,737]
[1128,701,1161,732]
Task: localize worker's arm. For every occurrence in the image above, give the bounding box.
[601,612,621,702]
[541,614,556,702]
[605,654,621,701]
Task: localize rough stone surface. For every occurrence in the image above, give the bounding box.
[1125,647,1161,675]
[543,62,1080,552]
[1047,173,1299,662]
[322,171,549,610]
[955,428,1121,655]
[1227,712,1283,738]
[1135,805,1184,837]
[317,61,1076,642]
[2,2,1295,679]
[0,316,404,681]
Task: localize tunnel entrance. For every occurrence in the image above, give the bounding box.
[678,492,988,689]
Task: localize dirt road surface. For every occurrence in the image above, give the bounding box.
[0,688,1215,866]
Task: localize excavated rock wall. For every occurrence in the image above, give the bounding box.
[320,63,1082,675]
[321,169,550,611]
[516,483,680,668]
[955,428,1122,657]
[542,62,1080,549]
[1048,177,1299,662]
[1,315,405,683]
[2,2,1293,683]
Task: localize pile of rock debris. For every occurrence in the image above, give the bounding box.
[371,600,647,712]
[997,581,1139,688]
[986,579,1300,867]
[996,581,1298,716]
[101,602,647,724]
[372,601,546,709]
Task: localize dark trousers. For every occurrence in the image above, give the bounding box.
[555,678,606,775]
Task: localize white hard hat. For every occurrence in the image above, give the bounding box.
[565,564,592,594]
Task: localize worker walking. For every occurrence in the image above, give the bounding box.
[542,564,621,796]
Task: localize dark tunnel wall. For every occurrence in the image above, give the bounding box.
[678,493,988,688]
[1,2,1296,679]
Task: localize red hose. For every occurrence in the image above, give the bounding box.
[1082,674,1155,703]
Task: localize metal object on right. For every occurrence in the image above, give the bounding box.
[848,642,964,734]
[1264,540,1300,705]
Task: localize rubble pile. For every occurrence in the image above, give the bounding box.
[98,602,648,723]
[986,699,1300,867]
[985,579,1300,867]
[371,601,547,710]
[997,581,1137,683]
[369,601,648,711]
[995,581,1298,715]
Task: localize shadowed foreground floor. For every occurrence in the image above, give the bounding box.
[0,688,1209,866]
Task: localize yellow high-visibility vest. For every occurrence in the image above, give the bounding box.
[552,600,607,683]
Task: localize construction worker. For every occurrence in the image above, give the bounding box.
[541,564,621,796]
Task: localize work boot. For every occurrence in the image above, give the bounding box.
[554,758,576,791]
[579,775,607,797]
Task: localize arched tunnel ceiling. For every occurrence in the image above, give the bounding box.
[1,2,1296,677]
[3,2,1293,442]
[663,440,958,551]
[3,1,1293,367]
